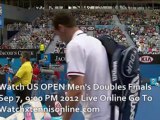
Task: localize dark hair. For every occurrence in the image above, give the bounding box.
[53,11,76,30]
[21,51,30,61]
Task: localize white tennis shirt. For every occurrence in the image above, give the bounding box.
[66,30,111,120]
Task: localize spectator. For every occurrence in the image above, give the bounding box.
[11,51,33,109]
[53,61,61,80]
[32,63,40,84]
[39,41,45,54]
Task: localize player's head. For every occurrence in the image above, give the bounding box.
[20,51,31,63]
[53,11,78,43]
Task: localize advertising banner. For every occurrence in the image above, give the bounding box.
[0,49,38,57]
[51,53,66,64]
[139,54,160,64]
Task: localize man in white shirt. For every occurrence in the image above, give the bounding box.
[53,11,111,120]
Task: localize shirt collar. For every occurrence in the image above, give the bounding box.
[71,30,84,40]
[22,61,30,65]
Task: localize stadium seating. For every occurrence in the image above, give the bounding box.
[3,10,160,54]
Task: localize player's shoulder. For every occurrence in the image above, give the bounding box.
[22,62,32,67]
[67,37,84,49]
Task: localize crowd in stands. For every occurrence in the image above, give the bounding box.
[2,10,117,51]
[118,11,160,26]
[0,64,14,74]
[2,10,160,54]
[72,10,113,25]
[4,13,55,49]
[127,25,160,54]
[95,27,128,46]
[32,13,53,29]
[118,11,160,54]
[0,41,11,49]
[7,23,24,31]
[54,40,66,54]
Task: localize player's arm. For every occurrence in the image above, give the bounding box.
[11,65,25,84]
[63,75,84,120]
[11,76,20,84]
[64,42,86,120]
